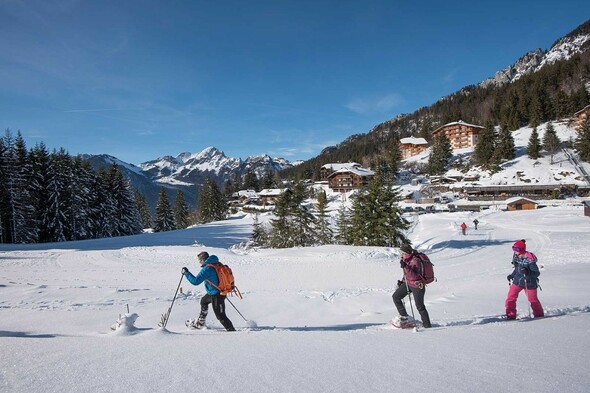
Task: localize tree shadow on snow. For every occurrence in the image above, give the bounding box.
[0,221,253,252]
[0,330,59,338]
[429,239,514,251]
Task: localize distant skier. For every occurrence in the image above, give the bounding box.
[505,240,544,319]
[392,244,432,328]
[182,251,236,331]
[473,219,479,230]
[461,222,467,235]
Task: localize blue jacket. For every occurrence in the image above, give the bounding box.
[510,251,541,289]
[184,255,221,295]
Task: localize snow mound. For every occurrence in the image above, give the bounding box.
[110,313,140,335]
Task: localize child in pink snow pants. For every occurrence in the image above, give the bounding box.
[505,240,544,319]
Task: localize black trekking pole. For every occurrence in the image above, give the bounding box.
[159,273,184,328]
[226,296,248,322]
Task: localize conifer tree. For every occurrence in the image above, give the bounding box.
[107,164,142,237]
[428,133,453,175]
[173,190,190,229]
[349,169,409,247]
[315,190,332,245]
[45,148,73,242]
[250,213,268,247]
[527,126,542,159]
[289,180,317,247]
[494,125,516,161]
[154,188,175,232]
[335,202,352,245]
[475,121,496,168]
[198,177,227,223]
[543,121,561,164]
[29,143,51,242]
[268,189,294,248]
[575,117,590,162]
[261,170,276,190]
[242,169,259,191]
[69,156,95,240]
[134,191,152,229]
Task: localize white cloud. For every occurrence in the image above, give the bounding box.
[346,93,404,114]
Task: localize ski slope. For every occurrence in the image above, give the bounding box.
[1,205,589,393]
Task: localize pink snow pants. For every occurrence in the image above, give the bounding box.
[505,284,544,318]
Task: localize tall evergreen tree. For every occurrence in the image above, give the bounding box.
[290,181,316,247]
[527,126,542,159]
[107,164,142,237]
[268,189,294,248]
[428,133,453,175]
[173,190,190,229]
[315,190,332,245]
[261,170,276,190]
[29,143,51,242]
[494,125,516,161]
[242,170,259,191]
[69,156,94,240]
[475,121,496,167]
[543,121,561,164]
[575,116,590,162]
[154,188,175,232]
[45,148,73,242]
[250,213,268,247]
[134,191,152,229]
[335,202,352,245]
[198,177,227,223]
[349,169,409,247]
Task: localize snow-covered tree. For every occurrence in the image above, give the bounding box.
[154,188,175,232]
[198,177,227,224]
[349,169,409,247]
[575,116,590,162]
[135,191,152,229]
[428,133,453,175]
[335,202,352,245]
[543,121,561,164]
[527,126,542,159]
[173,190,190,229]
[315,190,332,245]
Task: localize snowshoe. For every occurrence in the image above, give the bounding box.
[185,319,206,330]
[391,316,417,329]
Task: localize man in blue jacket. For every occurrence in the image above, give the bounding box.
[182,251,236,331]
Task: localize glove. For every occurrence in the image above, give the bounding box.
[397,280,404,288]
[507,274,513,282]
[181,267,188,275]
[400,260,406,269]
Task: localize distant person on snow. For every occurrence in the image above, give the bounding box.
[392,244,432,328]
[461,222,467,235]
[505,240,544,319]
[182,251,236,331]
[473,219,479,230]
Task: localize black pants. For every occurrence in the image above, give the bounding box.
[392,284,431,328]
[199,294,235,331]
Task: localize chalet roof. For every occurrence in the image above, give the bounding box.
[432,120,485,134]
[583,200,590,207]
[232,189,258,198]
[327,166,375,178]
[505,197,539,205]
[574,104,590,116]
[400,137,428,145]
[321,163,361,171]
[258,188,290,197]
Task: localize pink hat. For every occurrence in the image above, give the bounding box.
[512,240,526,253]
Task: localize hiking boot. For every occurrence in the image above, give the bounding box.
[393,315,415,327]
[186,319,206,329]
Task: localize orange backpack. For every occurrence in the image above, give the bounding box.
[205,263,242,298]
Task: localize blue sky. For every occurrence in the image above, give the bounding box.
[1,1,588,165]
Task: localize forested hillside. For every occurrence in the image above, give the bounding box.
[282,21,590,181]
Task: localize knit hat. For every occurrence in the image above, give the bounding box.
[512,240,526,253]
[400,244,413,254]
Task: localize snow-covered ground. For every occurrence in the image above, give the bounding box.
[1,206,589,393]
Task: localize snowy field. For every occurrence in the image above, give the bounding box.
[1,206,590,393]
